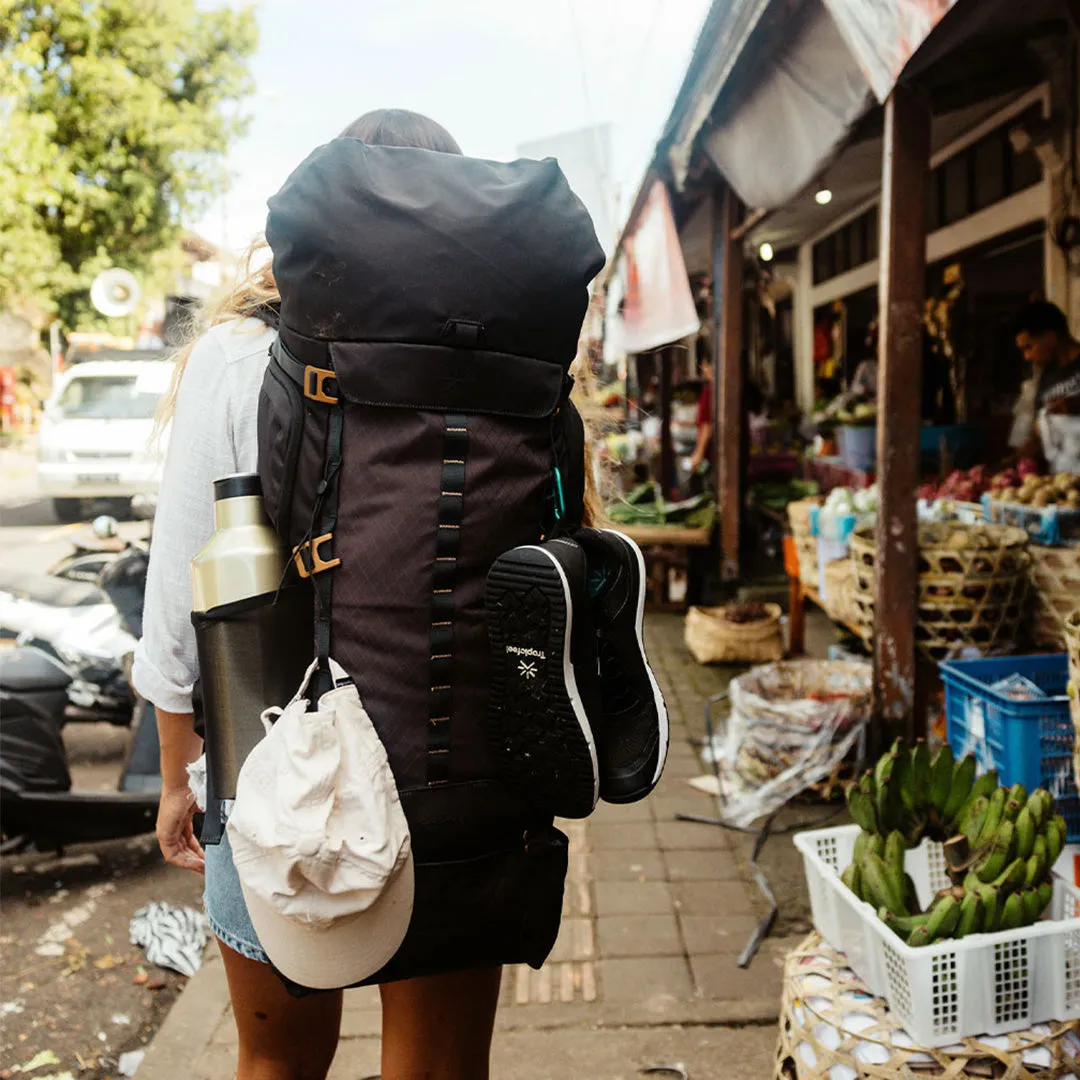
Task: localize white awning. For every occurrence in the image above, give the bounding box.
[670,0,963,210]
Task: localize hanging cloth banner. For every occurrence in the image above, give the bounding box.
[821,0,961,103]
[620,181,700,355]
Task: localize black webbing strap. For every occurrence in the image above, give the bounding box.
[427,413,467,785]
[313,402,345,669]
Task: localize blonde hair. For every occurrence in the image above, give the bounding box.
[155,237,277,441]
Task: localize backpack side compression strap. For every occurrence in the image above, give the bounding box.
[428,414,468,785]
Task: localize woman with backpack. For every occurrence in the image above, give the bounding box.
[135,108,667,1079]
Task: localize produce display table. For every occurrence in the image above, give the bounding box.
[618,523,713,612]
[784,536,864,655]
[775,933,1080,1079]
[618,524,713,548]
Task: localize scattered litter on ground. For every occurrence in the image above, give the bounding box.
[132,967,148,985]
[111,1013,130,1026]
[642,1066,689,1080]
[118,1050,145,1077]
[688,774,721,797]
[1,999,26,1016]
[129,902,207,978]
[93,953,124,970]
[10,1049,60,1073]
[33,884,116,957]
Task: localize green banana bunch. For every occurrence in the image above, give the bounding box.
[880,908,930,941]
[853,740,1065,948]
[847,780,877,834]
[862,852,909,917]
[841,861,862,900]
[942,754,978,821]
[910,740,931,812]
[929,744,955,815]
[953,768,998,827]
[975,820,1015,883]
[1046,815,1067,865]
[924,892,962,941]
[999,892,1024,931]
[1028,788,1052,830]
[976,787,1007,847]
[955,890,983,938]
[960,795,990,847]
[1015,803,1036,860]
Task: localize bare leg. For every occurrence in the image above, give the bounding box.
[380,967,502,1080]
[218,939,343,1080]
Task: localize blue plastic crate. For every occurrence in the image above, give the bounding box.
[940,653,1079,842]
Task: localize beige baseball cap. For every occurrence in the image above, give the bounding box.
[226,658,413,990]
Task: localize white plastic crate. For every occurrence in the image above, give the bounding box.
[794,823,1080,1047]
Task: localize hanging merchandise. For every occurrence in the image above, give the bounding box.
[619,182,701,355]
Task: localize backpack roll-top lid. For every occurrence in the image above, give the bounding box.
[266,139,605,368]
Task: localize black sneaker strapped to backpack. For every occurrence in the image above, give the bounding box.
[255,137,605,992]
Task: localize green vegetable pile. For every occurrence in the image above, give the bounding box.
[842,739,1068,947]
[606,483,716,530]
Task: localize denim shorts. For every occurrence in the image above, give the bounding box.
[204,829,270,964]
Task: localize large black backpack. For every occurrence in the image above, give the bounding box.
[258,138,605,988]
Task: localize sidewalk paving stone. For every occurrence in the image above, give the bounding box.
[588,821,659,850]
[596,913,682,958]
[671,880,757,917]
[678,914,762,955]
[662,848,745,882]
[593,880,673,916]
[590,848,666,881]
[596,956,693,1003]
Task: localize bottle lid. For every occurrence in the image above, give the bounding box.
[213,473,262,502]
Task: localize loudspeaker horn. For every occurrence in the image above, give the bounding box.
[90,268,142,318]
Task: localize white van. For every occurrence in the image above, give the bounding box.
[37,359,174,522]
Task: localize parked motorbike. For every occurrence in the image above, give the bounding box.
[0,545,147,726]
[48,515,144,584]
[0,645,160,853]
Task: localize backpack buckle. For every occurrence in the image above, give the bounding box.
[304,365,339,404]
[292,533,341,578]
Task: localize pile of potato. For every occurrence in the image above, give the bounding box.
[995,473,1080,510]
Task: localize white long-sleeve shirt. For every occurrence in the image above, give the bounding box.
[131,318,275,714]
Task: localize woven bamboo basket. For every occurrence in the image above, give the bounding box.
[823,558,858,628]
[850,523,1031,662]
[774,933,1080,1079]
[684,603,784,665]
[1028,543,1080,649]
[788,497,822,590]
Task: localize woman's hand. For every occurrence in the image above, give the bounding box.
[154,708,206,873]
[156,784,205,874]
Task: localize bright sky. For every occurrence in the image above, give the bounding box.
[193,0,711,255]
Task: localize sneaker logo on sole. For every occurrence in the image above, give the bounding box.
[517,660,538,680]
[506,645,546,660]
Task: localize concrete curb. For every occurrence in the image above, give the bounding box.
[138,950,230,1080]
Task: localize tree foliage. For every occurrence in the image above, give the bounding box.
[0,0,257,328]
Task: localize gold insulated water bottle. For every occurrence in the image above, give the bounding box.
[191,474,311,802]
[191,474,284,613]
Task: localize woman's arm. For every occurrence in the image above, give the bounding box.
[132,330,236,872]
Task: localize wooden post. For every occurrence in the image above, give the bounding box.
[659,347,674,497]
[875,85,931,742]
[717,186,744,580]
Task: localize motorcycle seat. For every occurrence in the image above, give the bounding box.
[0,568,109,609]
[0,646,71,692]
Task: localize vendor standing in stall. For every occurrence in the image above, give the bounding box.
[1012,301,1080,472]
